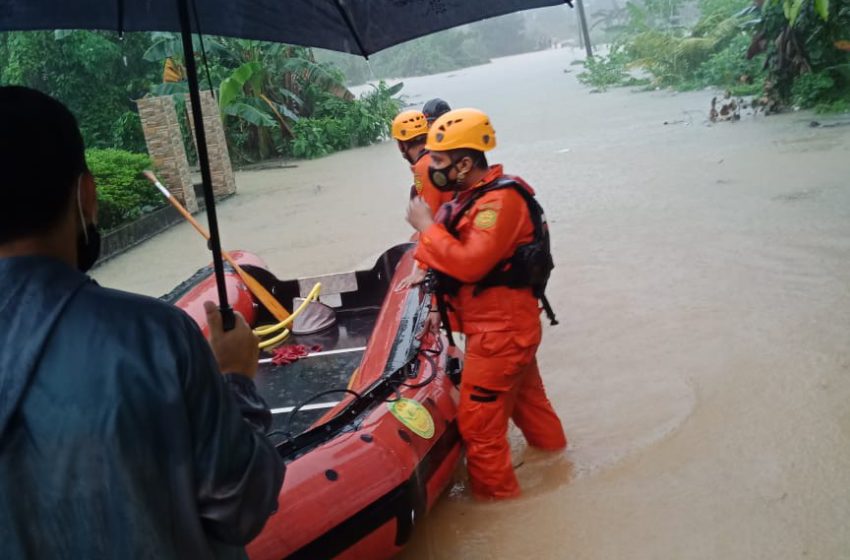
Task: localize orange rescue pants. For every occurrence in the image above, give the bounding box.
[458,331,567,499]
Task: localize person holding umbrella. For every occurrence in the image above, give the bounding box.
[406,108,567,500]
[0,86,283,558]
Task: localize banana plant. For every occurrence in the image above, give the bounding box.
[745,0,848,109]
[142,34,364,161]
[775,0,829,25]
[142,31,229,63]
[218,61,282,130]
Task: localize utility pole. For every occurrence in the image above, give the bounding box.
[574,0,593,58]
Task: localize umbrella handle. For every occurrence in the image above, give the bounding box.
[174,0,234,330]
[219,306,236,331]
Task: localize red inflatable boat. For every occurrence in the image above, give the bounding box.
[162,243,462,559]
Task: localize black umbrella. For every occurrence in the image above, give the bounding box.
[1,0,573,327]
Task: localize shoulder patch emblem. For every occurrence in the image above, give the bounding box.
[473,208,499,229]
[414,175,424,194]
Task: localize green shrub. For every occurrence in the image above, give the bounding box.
[289,81,402,159]
[580,0,767,94]
[695,34,767,94]
[577,47,647,90]
[86,149,163,231]
[792,71,837,108]
[815,97,850,114]
[696,0,752,26]
[627,31,682,85]
[110,111,148,154]
[290,117,346,158]
[625,18,745,89]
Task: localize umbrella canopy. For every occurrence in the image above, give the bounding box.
[0,0,572,326]
[1,1,571,56]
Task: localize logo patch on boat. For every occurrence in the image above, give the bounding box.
[388,398,435,439]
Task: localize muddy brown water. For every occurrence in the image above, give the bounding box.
[93,49,850,560]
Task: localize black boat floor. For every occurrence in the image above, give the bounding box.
[253,307,379,439]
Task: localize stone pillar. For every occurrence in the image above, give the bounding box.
[137,96,197,212]
[185,91,237,198]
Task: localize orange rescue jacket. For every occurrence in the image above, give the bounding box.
[410,151,454,216]
[415,165,541,335]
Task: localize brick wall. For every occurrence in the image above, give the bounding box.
[137,96,198,212]
[185,91,237,198]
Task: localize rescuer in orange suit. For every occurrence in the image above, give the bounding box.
[391,109,453,216]
[405,108,567,499]
[392,109,455,288]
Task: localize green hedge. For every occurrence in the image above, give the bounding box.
[290,81,402,159]
[86,148,164,231]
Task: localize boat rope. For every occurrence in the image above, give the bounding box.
[255,282,322,338]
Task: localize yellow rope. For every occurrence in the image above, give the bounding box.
[258,327,291,350]
[253,283,322,337]
[254,283,322,350]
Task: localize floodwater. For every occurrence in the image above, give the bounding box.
[93,49,850,559]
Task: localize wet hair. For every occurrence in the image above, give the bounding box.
[452,148,488,170]
[0,86,87,244]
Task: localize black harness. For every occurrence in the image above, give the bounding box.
[432,176,559,343]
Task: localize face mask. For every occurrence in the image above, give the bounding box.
[75,177,101,272]
[428,159,462,192]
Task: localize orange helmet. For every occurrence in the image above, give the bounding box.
[391,110,428,141]
[425,108,496,153]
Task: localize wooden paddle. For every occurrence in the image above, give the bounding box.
[143,171,291,322]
